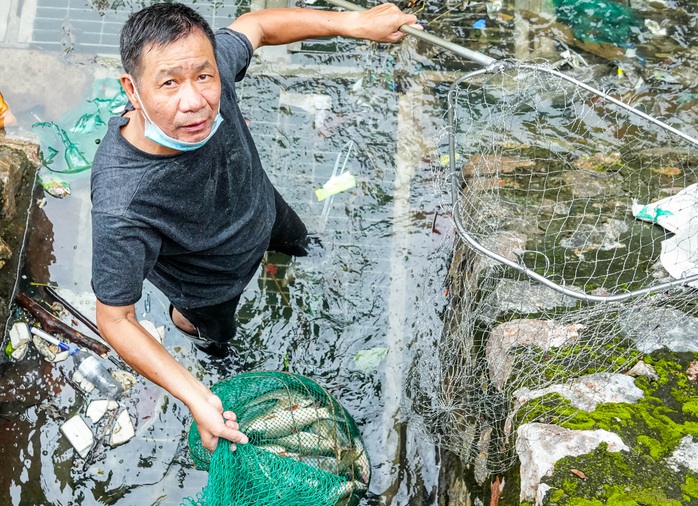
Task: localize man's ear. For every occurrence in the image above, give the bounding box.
[120,74,140,110]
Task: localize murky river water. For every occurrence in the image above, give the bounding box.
[1,0,697,504]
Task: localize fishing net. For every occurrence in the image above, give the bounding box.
[184,371,370,506]
[409,61,698,476]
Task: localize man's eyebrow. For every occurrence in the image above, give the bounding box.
[154,61,215,80]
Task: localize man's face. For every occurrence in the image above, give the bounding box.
[131,29,221,143]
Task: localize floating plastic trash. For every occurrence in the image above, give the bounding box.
[184,371,370,506]
[40,174,71,199]
[32,79,125,175]
[552,0,640,45]
[315,172,357,202]
[61,415,94,458]
[473,19,486,31]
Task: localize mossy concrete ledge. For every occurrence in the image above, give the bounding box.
[515,349,698,506]
[0,139,39,326]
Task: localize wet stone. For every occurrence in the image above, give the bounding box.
[562,171,624,198]
[619,305,698,353]
[516,423,629,505]
[667,435,698,473]
[487,319,585,390]
[482,279,580,321]
[513,372,644,412]
[559,219,629,252]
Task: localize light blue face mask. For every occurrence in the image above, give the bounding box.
[130,78,223,152]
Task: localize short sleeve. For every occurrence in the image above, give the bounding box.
[91,211,162,307]
[214,28,254,83]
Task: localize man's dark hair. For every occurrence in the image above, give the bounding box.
[120,2,217,81]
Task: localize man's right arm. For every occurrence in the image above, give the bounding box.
[95,301,248,452]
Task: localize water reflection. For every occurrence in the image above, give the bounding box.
[2,0,698,504]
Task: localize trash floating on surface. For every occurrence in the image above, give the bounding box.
[633,183,698,287]
[40,174,71,199]
[473,19,486,30]
[7,322,31,360]
[645,19,667,36]
[61,415,94,458]
[140,319,165,344]
[86,399,118,423]
[111,370,137,392]
[73,370,96,394]
[631,183,698,234]
[315,171,356,202]
[354,347,389,372]
[32,334,71,363]
[109,410,135,447]
[72,349,124,399]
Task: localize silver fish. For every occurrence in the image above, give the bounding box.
[274,431,337,456]
[242,406,331,440]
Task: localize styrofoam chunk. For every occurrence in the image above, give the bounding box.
[10,323,31,348]
[86,400,108,423]
[109,410,135,447]
[139,320,163,344]
[10,343,28,361]
[60,416,94,458]
[73,371,95,393]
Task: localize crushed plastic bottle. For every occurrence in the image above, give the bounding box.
[72,349,124,399]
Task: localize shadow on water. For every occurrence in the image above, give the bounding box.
[1,0,698,504]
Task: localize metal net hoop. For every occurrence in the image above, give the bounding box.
[408,60,698,477]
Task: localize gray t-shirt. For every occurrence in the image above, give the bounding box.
[91,28,275,309]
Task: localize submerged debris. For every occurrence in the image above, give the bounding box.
[61,415,94,458]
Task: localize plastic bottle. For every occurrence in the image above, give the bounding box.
[71,349,124,399]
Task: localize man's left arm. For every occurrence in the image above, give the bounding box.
[229,3,420,51]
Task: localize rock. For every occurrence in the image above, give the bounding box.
[625,360,659,381]
[483,279,579,320]
[562,171,624,198]
[514,373,644,412]
[474,425,493,485]
[109,410,135,447]
[0,146,25,219]
[559,220,628,253]
[667,435,698,473]
[0,236,11,268]
[487,319,585,390]
[516,423,629,504]
[60,415,94,458]
[619,306,698,353]
[86,400,118,423]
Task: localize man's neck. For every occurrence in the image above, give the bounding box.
[120,110,180,156]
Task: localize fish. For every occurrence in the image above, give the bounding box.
[242,406,332,440]
[293,455,341,475]
[329,479,369,506]
[306,418,351,448]
[257,444,299,458]
[274,430,337,456]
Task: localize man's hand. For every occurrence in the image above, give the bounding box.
[347,3,422,43]
[190,393,249,453]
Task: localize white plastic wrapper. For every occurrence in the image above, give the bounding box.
[633,183,698,287]
[661,222,698,287]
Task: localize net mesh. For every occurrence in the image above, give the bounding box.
[409,62,698,476]
[184,371,370,506]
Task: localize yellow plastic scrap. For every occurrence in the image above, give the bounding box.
[315,171,356,201]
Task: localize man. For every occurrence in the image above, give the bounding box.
[91,2,419,452]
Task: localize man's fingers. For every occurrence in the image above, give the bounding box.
[222,410,237,421]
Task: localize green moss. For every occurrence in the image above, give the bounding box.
[530,349,698,505]
[682,474,698,498]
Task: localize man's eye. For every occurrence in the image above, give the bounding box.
[199,74,211,81]
[162,80,176,87]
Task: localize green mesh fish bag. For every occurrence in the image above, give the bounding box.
[184,371,371,506]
